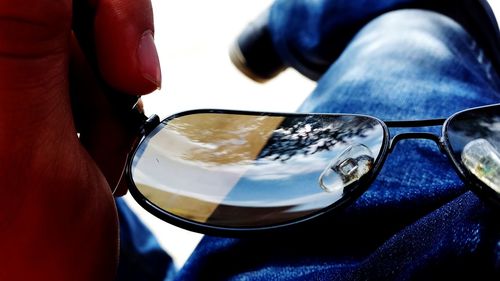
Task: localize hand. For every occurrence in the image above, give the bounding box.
[0,0,160,280]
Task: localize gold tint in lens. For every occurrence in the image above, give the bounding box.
[132,112,385,228]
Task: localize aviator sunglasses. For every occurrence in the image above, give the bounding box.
[122,103,500,236]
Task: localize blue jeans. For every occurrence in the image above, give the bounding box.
[115,198,174,281]
[174,7,500,281]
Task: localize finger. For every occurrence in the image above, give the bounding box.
[0,2,119,279]
[77,0,161,95]
[0,1,73,218]
[0,1,72,135]
[69,33,143,195]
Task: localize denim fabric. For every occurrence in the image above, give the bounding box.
[175,8,500,281]
[267,0,499,82]
[268,0,435,80]
[115,198,174,281]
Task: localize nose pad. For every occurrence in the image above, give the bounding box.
[461,138,500,192]
[319,144,374,193]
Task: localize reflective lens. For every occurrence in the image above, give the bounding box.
[131,111,386,228]
[446,104,500,194]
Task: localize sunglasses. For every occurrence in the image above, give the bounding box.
[125,103,500,236]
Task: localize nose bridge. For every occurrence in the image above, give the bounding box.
[384,118,446,153]
[389,132,442,152]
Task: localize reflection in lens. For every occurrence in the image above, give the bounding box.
[446,104,500,194]
[131,112,385,228]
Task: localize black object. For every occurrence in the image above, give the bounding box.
[229,10,286,83]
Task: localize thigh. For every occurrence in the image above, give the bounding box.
[299,9,500,120]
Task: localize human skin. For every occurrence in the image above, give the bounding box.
[0,0,160,280]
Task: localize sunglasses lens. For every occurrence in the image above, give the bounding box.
[131,111,386,229]
[446,104,500,195]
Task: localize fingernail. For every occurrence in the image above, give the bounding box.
[138,31,162,89]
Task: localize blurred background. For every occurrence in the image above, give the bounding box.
[123,0,314,269]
